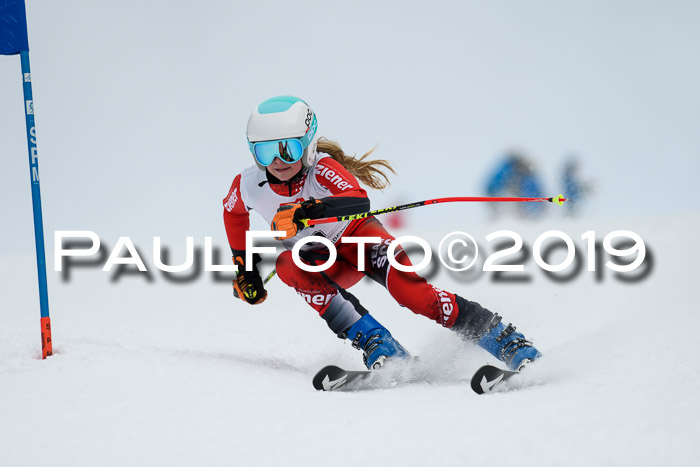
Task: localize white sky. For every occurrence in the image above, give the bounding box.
[1,0,699,256]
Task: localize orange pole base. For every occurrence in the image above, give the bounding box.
[41,316,52,358]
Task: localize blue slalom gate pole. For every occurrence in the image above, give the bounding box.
[20,50,52,358]
[2,1,52,358]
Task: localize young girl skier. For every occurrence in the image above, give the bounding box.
[223,95,541,371]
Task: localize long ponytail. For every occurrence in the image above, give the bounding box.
[316,137,395,190]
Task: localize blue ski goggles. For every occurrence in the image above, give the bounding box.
[249,138,305,166]
[248,112,318,167]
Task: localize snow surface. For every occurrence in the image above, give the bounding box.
[2,215,699,466]
[2,1,700,465]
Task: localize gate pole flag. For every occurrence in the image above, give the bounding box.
[1,1,53,358]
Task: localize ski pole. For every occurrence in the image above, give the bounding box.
[1,1,53,358]
[263,269,277,285]
[264,195,566,288]
[300,194,567,227]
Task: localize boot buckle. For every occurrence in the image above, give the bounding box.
[495,323,516,343]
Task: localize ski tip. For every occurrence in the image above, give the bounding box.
[471,377,486,395]
[312,365,348,391]
[470,364,517,395]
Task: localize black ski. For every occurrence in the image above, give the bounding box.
[470,364,519,394]
[312,362,427,391]
[312,365,373,391]
[314,363,523,393]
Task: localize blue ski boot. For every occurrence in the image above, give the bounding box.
[452,296,541,371]
[343,314,411,370]
[477,315,541,371]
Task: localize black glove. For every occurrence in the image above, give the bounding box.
[232,252,267,305]
[299,197,327,219]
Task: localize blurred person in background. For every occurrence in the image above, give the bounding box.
[561,156,594,217]
[485,152,545,220]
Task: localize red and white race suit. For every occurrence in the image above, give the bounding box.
[223,153,464,335]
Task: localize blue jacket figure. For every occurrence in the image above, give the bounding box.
[562,157,592,217]
[485,153,545,219]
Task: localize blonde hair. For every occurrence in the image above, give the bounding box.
[315,137,395,190]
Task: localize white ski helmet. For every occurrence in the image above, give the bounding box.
[246,95,319,170]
